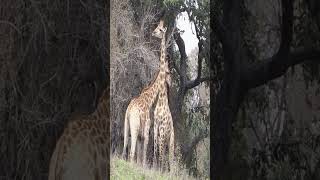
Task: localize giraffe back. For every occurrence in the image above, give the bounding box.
[48,88,109,180]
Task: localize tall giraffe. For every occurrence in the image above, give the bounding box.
[122,58,171,166]
[48,86,109,180]
[152,19,175,171]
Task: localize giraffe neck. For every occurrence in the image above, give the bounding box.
[159,33,166,73]
[91,89,109,126]
[158,82,168,105]
[140,71,162,107]
[158,32,169,108]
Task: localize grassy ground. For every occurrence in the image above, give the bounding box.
[110,156,196,180]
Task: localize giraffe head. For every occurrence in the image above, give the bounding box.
[152,20,167,39]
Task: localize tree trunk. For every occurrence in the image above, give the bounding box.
[210,0,309,179]
[211,73,244,179]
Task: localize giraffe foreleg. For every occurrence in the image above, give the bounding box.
[159,128,165,172]
[129,130,138,163]
[129,108,140,163]
[153,117,159,169]
[169,127,175,171]
[142,113,150,167]
[122,107,130,159]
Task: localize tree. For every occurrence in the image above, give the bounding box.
[158,0,211,170]
[0,1,108,179]
[210,0,320,179]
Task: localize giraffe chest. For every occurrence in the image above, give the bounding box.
[155,100,172,127]
[155,99,170,115]
[157,116,172,142]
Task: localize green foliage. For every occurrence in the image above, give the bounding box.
[163,0,184,8]
[111,156,195,180]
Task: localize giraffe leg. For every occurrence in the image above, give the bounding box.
[153,117,158,169]
[169,127,175,171]
[122,108,130,159]
[160,142,166,172]
[129,108,140,163]
[129,130,138,163]
[142,113,150,167]
[159,129,165,172]
[136,138,143,164]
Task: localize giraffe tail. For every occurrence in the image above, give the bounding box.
[122,105,130,159]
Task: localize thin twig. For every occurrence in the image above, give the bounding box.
[0,20,21,34]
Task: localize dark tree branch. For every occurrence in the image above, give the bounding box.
[184,7,211,92]
[244,48,320,89]
[174,31,188,86]
[171,57,181,76]
[242,0,294,89]
[186,76,211,90]
[186,71,223,90]
[212,0,318,179]
[167,39,181,76]
[182,130,209,164]
[189,130,209,152]
[194,40,205,89]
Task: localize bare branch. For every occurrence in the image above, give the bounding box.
[243,48,320,89]
[185,6,208,91]
[171,57,181,76]
[0,20,21,34]
[186,76,217,90]
[174,31,188,85]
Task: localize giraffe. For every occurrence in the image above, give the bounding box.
[121,20,172,167]
[152,19,175,171]
[48,86,109,180]
[122,62,171,167]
